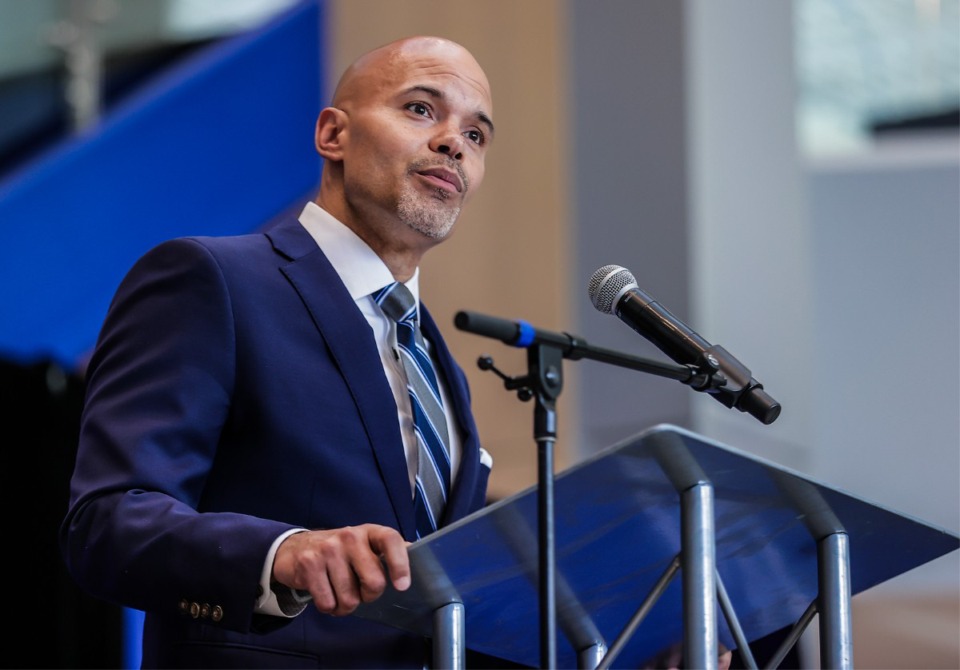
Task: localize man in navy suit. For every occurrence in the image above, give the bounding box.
[60,35,495,668]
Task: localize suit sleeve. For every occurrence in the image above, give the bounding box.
[59,238,298,634]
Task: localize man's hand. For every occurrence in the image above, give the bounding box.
[272,524,410,616]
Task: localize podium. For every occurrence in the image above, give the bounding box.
[354,424,960,669]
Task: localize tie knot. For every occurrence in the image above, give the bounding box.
[374,282,417,325]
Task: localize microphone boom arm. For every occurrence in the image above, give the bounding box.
[454,310,728,391]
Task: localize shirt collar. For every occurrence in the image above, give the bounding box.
[297,201,420,303]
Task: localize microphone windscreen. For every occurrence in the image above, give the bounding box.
[588,265,637,314]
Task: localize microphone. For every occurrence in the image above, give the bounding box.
[588,264,781,425]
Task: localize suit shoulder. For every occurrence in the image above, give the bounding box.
[133,230,273,269]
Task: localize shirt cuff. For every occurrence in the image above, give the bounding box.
[255,528,309,617]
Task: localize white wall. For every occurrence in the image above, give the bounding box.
[806,141,959,588]
[685,0,816,473]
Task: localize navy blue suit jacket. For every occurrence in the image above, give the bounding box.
[60,218,490,668]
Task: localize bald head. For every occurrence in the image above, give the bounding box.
[332,36,492,115]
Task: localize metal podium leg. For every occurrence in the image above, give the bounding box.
[818,532,853,670]
[433,601,465,670]
[681,482,718,670]
[578,641,606,670]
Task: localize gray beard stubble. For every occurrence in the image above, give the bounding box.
[397,160,466,240]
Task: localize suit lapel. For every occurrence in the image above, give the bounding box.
[266,219,417,539]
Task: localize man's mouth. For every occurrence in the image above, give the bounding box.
[416,166,464,194]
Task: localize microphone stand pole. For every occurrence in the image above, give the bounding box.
[472,344,564,669]
[529,342,562,669]
[455,310,726,669]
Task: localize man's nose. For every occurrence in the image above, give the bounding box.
[430,129,464,161]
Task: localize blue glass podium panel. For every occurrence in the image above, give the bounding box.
[354,424,959,668]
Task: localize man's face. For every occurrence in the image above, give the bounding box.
[334,39,494,244]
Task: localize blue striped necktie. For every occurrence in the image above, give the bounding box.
[373,282,451,539]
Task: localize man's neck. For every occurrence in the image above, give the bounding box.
[313,195,431,283]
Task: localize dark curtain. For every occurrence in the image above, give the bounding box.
[0,358,123,669]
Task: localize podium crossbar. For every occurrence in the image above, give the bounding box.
[765,600,817,670]
[596,555,681,670]
[717,571,757,670]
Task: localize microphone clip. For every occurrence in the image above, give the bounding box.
[685,352,729,392]
[698,345,782,425]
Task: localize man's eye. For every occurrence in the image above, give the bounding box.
[405,102,431,117]
[465,129,484,145]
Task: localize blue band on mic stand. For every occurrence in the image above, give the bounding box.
[515,320,535,347]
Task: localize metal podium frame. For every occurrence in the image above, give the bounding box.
[354,425,959,670]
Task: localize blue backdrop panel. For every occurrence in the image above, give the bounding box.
[0,0,325,368]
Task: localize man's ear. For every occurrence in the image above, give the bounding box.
[315,107,347,161]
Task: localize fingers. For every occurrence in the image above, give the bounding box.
[272,524,410,616]
[367,525,412,592]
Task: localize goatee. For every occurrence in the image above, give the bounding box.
[397,159,467,240]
